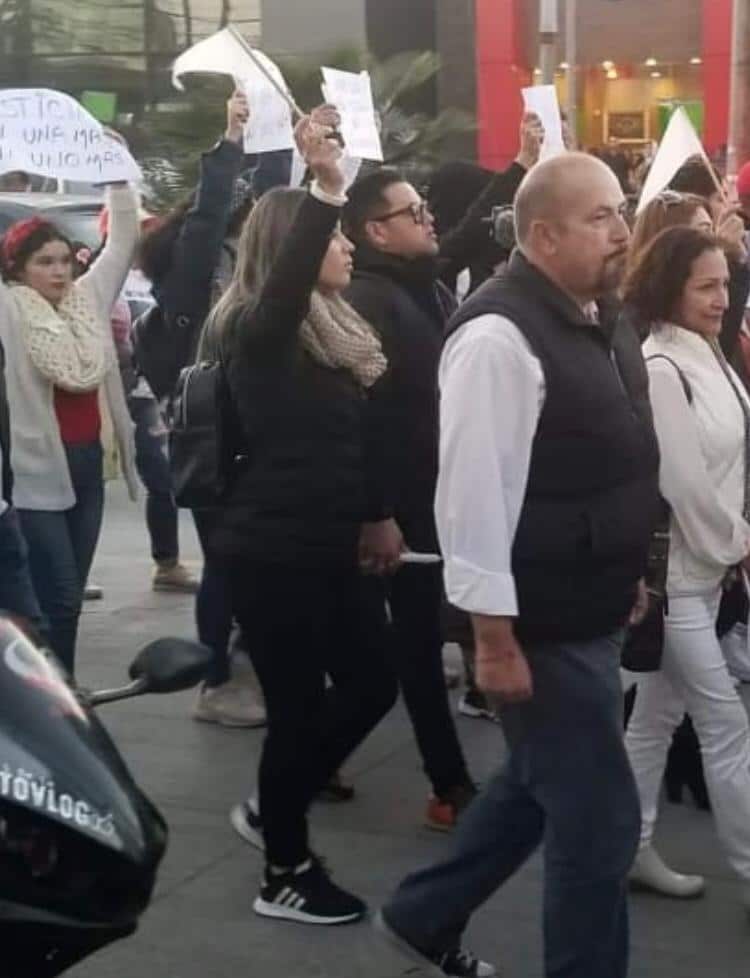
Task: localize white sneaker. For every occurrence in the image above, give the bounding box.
[229,799,264,852]
[629,846,706,898]
[193,679,267,728]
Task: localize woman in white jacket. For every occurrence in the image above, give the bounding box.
[0,184,138,674]
[623,224,750,917]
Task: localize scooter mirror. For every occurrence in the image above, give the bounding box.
[128,638,211,694]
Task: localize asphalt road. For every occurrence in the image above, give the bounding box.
[68,484,750,978]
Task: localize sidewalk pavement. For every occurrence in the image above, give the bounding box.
[70,485,750,978]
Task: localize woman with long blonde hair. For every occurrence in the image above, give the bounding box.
[208,113,397,926]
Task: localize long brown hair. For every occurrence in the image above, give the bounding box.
[628,191,710,272]
[623,225,725,326]
[206,188,307,344]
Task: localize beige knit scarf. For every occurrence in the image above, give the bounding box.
[301,291,387,388]
[10,283,113,391]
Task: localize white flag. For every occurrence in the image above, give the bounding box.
[637,107,711,213]
[171,28,295,154]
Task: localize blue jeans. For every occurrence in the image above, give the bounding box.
[129,395,178,563]
[0,505,47,637]
[18,442,104,674]
[384,632,640,978]
[192,508,233,687]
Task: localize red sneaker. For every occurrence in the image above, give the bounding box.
[425,783,477,832]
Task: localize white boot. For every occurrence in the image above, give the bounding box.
[629,845,706,898]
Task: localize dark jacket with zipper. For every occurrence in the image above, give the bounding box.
[212,193,386,567]
[0,339,12,506]
[345,247,456,549]
[151,139,245,369]
[438,160,527,294]
[446,252,661,643]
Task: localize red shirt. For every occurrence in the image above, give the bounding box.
[54,388,101,445]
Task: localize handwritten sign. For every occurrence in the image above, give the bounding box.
[321,68,383,162]
[0,89,141,183]
[521,85,565,161]
[236,68,295,155]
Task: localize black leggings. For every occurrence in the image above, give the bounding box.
[229,560,398,867]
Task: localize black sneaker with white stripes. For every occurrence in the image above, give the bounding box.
[230,799,264,852]
[375,909,497,976]
[254,857,366,925]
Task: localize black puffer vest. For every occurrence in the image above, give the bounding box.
[446,252,661,642]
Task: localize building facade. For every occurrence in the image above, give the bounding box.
[451,0,739,168]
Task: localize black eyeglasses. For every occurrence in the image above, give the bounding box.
[372,201,431,225]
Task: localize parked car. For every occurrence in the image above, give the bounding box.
[0,193,105,249]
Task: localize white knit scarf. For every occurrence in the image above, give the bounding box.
[301,292,387,388]
[10,284,113,391]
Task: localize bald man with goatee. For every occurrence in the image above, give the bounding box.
[375,154,661,978]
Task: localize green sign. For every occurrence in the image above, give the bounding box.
[80,91,118,124]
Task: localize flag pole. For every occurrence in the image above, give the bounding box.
[227,24,305,120]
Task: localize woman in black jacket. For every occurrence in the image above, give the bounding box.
[210,113,397,926]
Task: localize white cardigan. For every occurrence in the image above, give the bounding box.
[644,325,750,595]
[0,186,139,511]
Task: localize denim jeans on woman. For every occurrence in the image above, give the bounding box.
[128,394,179,563]
[18,441,104,674]
[0,505,47,637]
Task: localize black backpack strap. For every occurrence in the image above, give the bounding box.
[646,354,693,404]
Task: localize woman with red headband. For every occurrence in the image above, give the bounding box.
[0,181,139,675]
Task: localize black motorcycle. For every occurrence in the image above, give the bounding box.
[0,616,211,977]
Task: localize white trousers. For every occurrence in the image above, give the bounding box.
[625,590,750,881]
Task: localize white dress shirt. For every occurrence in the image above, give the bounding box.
[435,314,545,616]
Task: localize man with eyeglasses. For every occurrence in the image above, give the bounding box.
[341,116,542,836]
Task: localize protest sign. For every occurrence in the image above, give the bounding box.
[321,68,383,162]
[637,107,717,213]
[172,28,295,155]
[522,85,565,160]
[235,76,296,155]
[0,88,141,183]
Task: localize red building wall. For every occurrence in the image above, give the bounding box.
[702,0,732,154]
[475,0,732,167]
[475,0,528,169]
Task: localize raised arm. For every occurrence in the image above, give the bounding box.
[79,183,138,315]
[230,109,347,356]
[159,91,249,330]
[438,113,543,286]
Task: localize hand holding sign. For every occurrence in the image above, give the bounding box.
[516,112,545,170]
[521,86,565,161]
[225,89,250,145]
[0,89,141,184]
[296,115,345,198]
